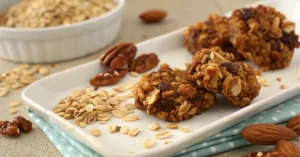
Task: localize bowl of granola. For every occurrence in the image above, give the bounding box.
[0,0,125,63]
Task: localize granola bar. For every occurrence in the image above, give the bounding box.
[229,5,300,71]
[189,48,261,107]
[133,68,216,122]
[183,13,244,60]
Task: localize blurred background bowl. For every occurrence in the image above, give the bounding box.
[0,0,125,63]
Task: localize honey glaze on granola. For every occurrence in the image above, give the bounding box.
[134,69,215,122]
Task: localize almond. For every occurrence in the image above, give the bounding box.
[275,140,300,157]
[241,124,297,145]
[139,9,167,23]
[286,115,300,135]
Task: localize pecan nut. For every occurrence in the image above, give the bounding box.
[0,121,20,137]
[13,116,32,133]
[128,53,159,73]
[90,68,128,87]
[100,42,137,69]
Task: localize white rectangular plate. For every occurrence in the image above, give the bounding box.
[22,1,300,157]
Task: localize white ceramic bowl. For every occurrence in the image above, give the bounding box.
[0,0,125,63]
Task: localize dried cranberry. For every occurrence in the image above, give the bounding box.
[221,62,238,74]
[281,32,300,49]
[271,41,280,51]
[239,8,254,20]
[158,82,172,92]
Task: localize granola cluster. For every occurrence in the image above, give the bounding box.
[229,5,300,71]
[0,0,116,28]
[183,5,300,71]
[133,68,216,122]
[183,13,244,60]
[189,48,261,107]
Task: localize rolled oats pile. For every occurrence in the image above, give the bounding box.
[0,0,116,28]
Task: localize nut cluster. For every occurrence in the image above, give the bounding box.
[0,116,32,137]
[0,64,50,97]
[91,42,160,87]
[0,0,116,28]
[242,115,300,157]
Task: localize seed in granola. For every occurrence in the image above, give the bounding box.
[9,101,21,107]
[0,86,9,97]
[130,72,140,77]
[112,110,125,118]
[166,123,179,129]
[148,123,161,131]
[125,104,136,110]
[276,77,282,82]
[122,115,139,122]
[120,126,130,134]
[128,128,140,136]
[114,71,120,76]
[108,125,121,133]
[9,108,18,114]
[78,122,86,128]
[280,85,287,90]
[39,66,49,75]
[85,104,94,112]
[144,139,155,148]
[90,128,101,137]
[179,127,192,132]
[155,131,171,139]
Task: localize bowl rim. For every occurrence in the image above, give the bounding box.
[0,0,125,33]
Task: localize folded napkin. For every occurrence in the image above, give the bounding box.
[28,95,300,157]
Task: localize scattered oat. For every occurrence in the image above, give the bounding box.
[130,72,140,77]
[112,110,125,118]
[276,77,282,82]
[259,78,270,87]
[297,77,300,81]
[90,128,101,137]
[0,87,9,97]
[125,104,136,110]
[128,128,140,136]
[20,75,34,85]
[9,101,21,107]
[9,108,17,114]
[78,122,86,128]
[120,126,130,134]
[85,104,94,112]
[148,123,161,131]
[122,115,139,122]
[155,131,170,140]
[180,127,192,132]
[108,125,121,133]
[144,139,155,148]
[99,121,107,124]
[280,85,287,90]
[39,66,49,75]
[166,123,178,129]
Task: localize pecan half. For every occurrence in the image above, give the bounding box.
[128,53,159,73]
[13,116,32,133]
[0,121,20,137]
[100,42,137,69]
[90,68,128,87]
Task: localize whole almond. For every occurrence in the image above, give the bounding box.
[241,124,297,145]
[275,140,300,157]
[139,9,167,23]
[286,115,300,135]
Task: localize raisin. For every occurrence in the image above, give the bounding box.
[190,29,199,39]
[281,32,300,49]
[158,82,172,92]
[221,62,238,74]
[154,99,175,112]
[271,41,280,51]
[239,8,254,20]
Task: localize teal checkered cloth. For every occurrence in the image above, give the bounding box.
[28,95,300,157]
